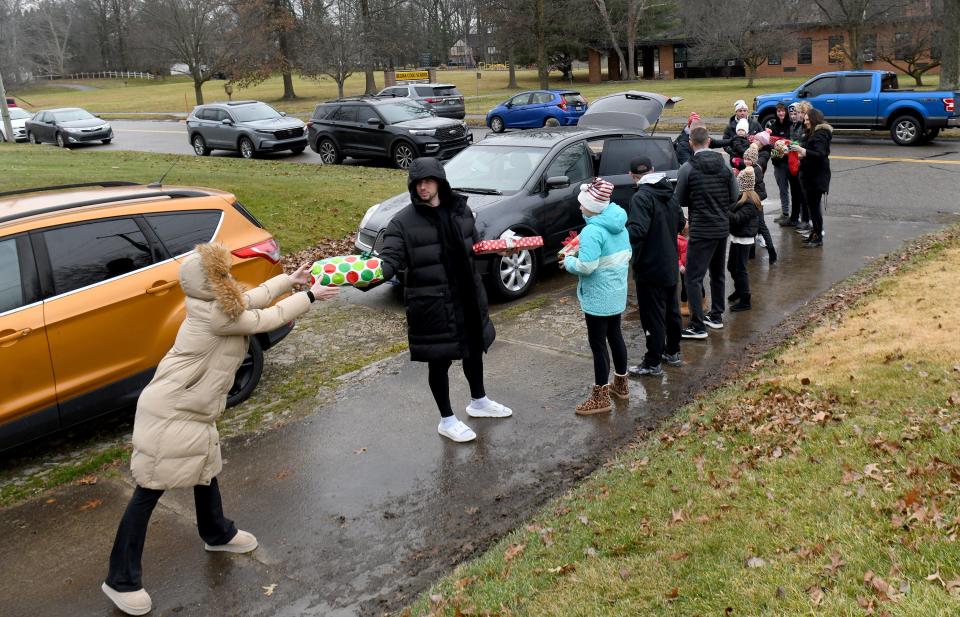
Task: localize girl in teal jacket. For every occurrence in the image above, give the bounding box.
[562,178,632,415]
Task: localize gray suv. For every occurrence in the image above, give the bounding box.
[186,100,307,159]
[377,83,465,119]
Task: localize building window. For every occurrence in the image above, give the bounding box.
[862,34,877,62]
[797,38,812,64]
[487,46,497,56]
[673,45,687,63]
[895,32,911,61]
[828,35,844,63]
[768,54,781,65]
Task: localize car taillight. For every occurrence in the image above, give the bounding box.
[425,97,441,103]
[945,98,955,113]
[557,100,568,110]
[232,238,281,264]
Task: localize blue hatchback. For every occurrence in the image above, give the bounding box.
[486,90,588,133]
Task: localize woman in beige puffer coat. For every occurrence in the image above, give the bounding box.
[102,243,337,616]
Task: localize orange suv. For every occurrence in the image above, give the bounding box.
[0,181,293,451]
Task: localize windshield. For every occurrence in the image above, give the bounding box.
[9,108,31,120]
[444,145,548,192]
[378,101,434,124]
[231,102,282,122]
[53,109,96,122]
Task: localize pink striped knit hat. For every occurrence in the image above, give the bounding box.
[578,178,614,213]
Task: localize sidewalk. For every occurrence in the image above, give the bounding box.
[0,214,940,616]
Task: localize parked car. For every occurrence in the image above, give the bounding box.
[25,108,113,148]
[754,70,959,146]
[308,96,472,169]
[355,91,682,299]
[485,90,588,132]
[376,83,466,119]
[186,100,307,159]
[0,107,32,142]
[0,181,294,451]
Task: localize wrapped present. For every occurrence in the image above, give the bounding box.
[472,234,544,255]
[771,139,791,159]
[770,138,801,176]
[558,230,580,258]
[310,254,383,287]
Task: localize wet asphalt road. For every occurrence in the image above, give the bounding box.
[2,126,960,616]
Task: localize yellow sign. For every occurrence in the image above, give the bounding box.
[396,70,429,81]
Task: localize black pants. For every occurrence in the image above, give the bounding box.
[788,171,809,223]
[805,186,825,236]
[585,313,628,385]
[685,236,727,329]
[428,353,485,417]
[636,283,682,367]
[727,243,751,296]
[755,216,776,259]
[105,477,237,592]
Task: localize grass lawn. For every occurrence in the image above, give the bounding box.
[407,226,960,616]
[0,146,406,253]
[10,70,946,121]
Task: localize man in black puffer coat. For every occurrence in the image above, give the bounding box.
[378,157,513,443]
[674,126,739,338]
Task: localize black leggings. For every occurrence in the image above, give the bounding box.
[428,353,485,417]
[585,313,628,385]
[105,477,237,592]
[805,186,825,236]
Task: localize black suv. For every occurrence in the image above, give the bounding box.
[307,97,472,169]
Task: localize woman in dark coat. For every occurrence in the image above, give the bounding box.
[377,157,513,442]
[792,108,833,248]
[769,102,792,223]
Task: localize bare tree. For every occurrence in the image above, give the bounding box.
[683,0,796,86]
[142,0,244,105]
[811,0,903,69]
[0,0,36,85]
[874,22,940,85]
[301,0,361,98]
[33,0,75,76]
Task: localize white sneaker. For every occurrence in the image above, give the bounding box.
[756,234,767,248]
[466,398,513,418]
[102,582,152,616]
[204,529,258,553]
[438,419,476,442]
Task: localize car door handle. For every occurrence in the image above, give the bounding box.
[146,281,178,294]
[826,99,836,103]
[0,328,31,345]
[862,99,872,103]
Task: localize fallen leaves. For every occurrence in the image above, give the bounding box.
[262,583,277,596]
[863,570,903,602]
[745,556,766,569]
[77,475,98,486]
[79,498,102,512]
[547,563,576,575]
[822,552,846,577]
[274,468,294,481]
[503,543,525,563]
[806,585,825,606]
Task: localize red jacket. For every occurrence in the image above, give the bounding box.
[677,234,687,268]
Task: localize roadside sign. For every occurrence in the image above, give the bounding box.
[397,70,429,82]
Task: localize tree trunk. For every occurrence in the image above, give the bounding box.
[593,0,626,80]
[912,72,923,86]
[536,0,548,88]
[942,0,960,89]
[278,35,296,99]
[337,78,346,98]
[359,0,377,94]
[848,26,863,70]
[365,69,377,94]
[507,47,518,89]
[194,79,204,105]
[747,65,756,88]
[625,2,637,80]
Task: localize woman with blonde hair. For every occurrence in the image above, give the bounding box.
[101,243,337,615]
[727,167,763,312]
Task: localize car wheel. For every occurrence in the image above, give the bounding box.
[490,247,538,300]
[56,132,68,148]
[543,117,560,128]
[316,137,342,164]
[101,138,112,144]
[490,116,505,133]
[290,146,306,154]
[226,337,264,408]
[30,132,41,145]
[192,134,211,156]
[239,136,257,159]
[392,141,416,169]
[890,115,922,146]
[759,114,776,131]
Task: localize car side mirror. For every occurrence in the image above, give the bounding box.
[798,90,809,98]
[545,175,570,190]
[280,111,287,116]
[505,103,513,109]
[367,117,381,126]
[222,118,234,125]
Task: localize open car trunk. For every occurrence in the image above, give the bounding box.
[578,91,683,132]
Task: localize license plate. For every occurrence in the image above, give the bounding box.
[574,105,583,110]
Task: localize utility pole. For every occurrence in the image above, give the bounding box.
[0,72,14,144]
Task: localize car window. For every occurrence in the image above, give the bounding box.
[332,106,358,122]
[804,76,839,97]
[383,87,407,97]
[52,109,96,122]
[597,138,678,175]
[215,109,232,122]
[0,238,24,313]
[546,142,593,185]
[842,75,872,93]
[43,218,155,295]
[562,93,587,105]
[314,104,336,120]
[10,108,30,120]
[881,73,899,91]
[444,145,548,192]
[414,86,433,97]
[433,86,460,97]
[35,112,48,123]
[532,92,554,105]
[147,211,223,257]
[196,108,212,121]
[510,94,532,106]
[355,105,378,122]
[378,101,434,123]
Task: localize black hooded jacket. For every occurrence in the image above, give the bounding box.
[627,176,685,287]
[799,124,833,194]
[378,157,495,362]
[674,150,739,240]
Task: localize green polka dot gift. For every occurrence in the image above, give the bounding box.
[310,255,383,287]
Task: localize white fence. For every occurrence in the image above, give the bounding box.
[45,71,157,81]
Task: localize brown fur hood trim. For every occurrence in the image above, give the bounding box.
[197,243,247,320]
[814,123,833,133]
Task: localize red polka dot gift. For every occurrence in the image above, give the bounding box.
[472,234,544,255]
[310,255,384,287]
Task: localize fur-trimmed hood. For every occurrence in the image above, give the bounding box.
[179,243,247,320]
[813,123,833,133]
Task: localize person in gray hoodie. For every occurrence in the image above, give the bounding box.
[673,126,739,339]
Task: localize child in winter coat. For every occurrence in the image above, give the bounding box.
[741,144,777,264]
[677,226,689,316]
[727,167,763,312]
[561,178,632,415]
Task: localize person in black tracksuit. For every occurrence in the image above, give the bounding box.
[782,103,810,229]
[673,126,739,338]
[793,108,833,248]
[625,157,686,375]
[727,167,762,311]
[376,158,513,443]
